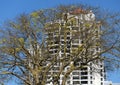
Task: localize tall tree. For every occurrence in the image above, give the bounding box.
[0,4,120,85]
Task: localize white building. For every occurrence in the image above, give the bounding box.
[45,8,104,85]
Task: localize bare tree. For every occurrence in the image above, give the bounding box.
[0,4,120,85]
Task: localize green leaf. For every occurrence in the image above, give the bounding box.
[15,48,21,52]
[18,38,24,44]
[31,12,39,18]
[85,23,91,27]
[2,71,10,74]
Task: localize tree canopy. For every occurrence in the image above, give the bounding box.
[0,4,120,85]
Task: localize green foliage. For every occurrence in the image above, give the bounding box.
[0,4,120,85]
[85,23,91,28]
[78,44,83,49]
[0,38,6,44]
[15,48,21,52]
[18,38,24,44]
[31,12,39,18]
[1,71,10,74]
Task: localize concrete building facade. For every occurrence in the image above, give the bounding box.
[45,8,104,85]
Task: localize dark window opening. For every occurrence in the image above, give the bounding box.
[81,72,88,75]
[90,76,92,79]
[67,37,70,39]
[91,81,93,84]
[101,78,103,81]
[81,81,88,84]
[81,67,87,70]
[73,76,79,79]
[73,81,80,84]
[72,72,79,75]
[81,76,88,79]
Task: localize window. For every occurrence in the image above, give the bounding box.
[67,81,70,84]
[81,40,84,43]
[81,76,88,79]
[72,40,79,43]
[72,45,78,48]
[73,76,79,79]
[101,73,103,76]
[81,72,88,75]
[81,63,87,65]
[90,76,92,79]
[96,47,99,51]
[67,37,70,39]
[67,32,70,35]
[48,33,53,36]
[61,41,64,44]
[61,36,64,39]
[67,45,70,48]
[74,62,79,66]
[91,81,93,84]
[49,51,54,54]
[54,41,59,44]
[100,65,103,68]
[66,49,70,53]
[61,22,64,26]
[81,67,87,70]
[73,81,80,84]
[101,78,103,81]
[72,72,79,75]
[90,63,92,66]
[90,67,92,70]
[54,46,59,49]
[54,50,57,53]
[61,50,64,53]
[53,67,59,70]
[67,54,70,57]
[81,81,88,84]
[67,41,71,44]
[95,30,98,33]
[62,72,65,75]
[90,72,92,75]
[72,27,79,30]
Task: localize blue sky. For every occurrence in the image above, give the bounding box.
[0,0,120,85]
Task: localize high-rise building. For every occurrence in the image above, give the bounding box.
[45,8,105,85]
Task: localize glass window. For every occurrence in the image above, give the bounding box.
[81,81,88,84]
[81,72,88,75]
[81,67,87,70]
[72,72,79,75]
[73,81,80,84]
[73,76,79,79]
[81,76,88,79]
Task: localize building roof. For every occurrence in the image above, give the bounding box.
[70,8,87,15]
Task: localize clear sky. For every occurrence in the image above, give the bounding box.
[0,0,120,85]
